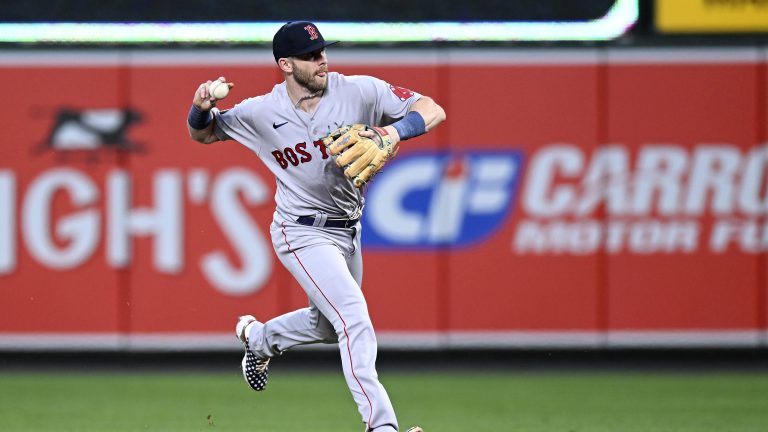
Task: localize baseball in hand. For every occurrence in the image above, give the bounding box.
[209,80,230,100]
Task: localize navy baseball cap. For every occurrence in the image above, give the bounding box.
[273,21,338,62]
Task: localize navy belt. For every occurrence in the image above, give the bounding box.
[296,215,360,228]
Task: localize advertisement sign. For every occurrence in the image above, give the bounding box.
[0,48,766,349]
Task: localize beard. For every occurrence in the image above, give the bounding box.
[293,63,327,93]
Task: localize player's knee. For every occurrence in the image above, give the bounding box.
[340,315,375,341]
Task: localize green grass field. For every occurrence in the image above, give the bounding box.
[1,370,767,431]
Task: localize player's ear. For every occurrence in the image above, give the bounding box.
[278,58,292,73]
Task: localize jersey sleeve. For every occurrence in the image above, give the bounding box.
[355,75,422,126]
[211,98,258,144]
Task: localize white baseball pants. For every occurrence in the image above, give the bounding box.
[244,217,398,432]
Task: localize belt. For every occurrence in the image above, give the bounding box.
[296,215,360,228]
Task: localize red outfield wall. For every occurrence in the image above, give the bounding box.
[0,48,766,349]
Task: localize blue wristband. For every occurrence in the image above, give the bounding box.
[391,111,426,141]
[187,104,213,130]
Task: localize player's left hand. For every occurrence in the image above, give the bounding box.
[322,124,398,188]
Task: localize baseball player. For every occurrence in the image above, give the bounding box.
[187,21,445,432]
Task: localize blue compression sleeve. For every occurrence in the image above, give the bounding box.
[391,111,426,140]
[188,105,213,130]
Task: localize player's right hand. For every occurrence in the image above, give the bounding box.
[193,76,234,111]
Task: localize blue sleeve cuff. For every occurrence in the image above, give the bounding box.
[187,104,212,130]
[391,111,426,141]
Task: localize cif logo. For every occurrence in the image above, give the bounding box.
[362,150,523,248]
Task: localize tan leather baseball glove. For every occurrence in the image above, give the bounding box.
[322,124,398,188]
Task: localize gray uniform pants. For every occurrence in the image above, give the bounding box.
[245,216,398,432]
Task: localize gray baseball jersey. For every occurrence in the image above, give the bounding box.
[212,72,421,220]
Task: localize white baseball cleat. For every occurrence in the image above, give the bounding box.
[406,427,424,432]
[236,315,270,391]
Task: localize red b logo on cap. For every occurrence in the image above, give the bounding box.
[304,25,319,40]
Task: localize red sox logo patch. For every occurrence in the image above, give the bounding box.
[304,25,319,40]
[389,84,414,101]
